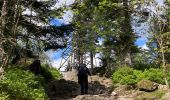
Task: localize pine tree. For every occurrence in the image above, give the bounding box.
[0,0,73,67]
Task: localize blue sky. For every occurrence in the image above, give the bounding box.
[135,38,147,46]
[50,19,64,26]
[51,50,62,59]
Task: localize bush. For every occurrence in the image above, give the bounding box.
[143,68,165,84]
[0,68,48,100]
[0,92,9,100]
[41,64,62,81]
[49,68,62,79]
[133,70,146,82]
[112,67,136,85]
[112,67,167,85]
[167,71,170,84]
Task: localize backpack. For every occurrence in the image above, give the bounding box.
[78,66,87,78]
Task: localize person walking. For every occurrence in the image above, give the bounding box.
[77,63,91,95]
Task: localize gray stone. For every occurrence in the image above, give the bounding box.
[111,91,117,96]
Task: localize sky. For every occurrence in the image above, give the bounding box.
[46,0,164,70]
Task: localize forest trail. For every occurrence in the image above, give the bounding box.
[60,70,135,100]
[53,71,170,100]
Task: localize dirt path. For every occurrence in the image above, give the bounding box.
[62,71,135,100]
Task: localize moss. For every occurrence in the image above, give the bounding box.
[137,80,157,92]
[136,90,167,100]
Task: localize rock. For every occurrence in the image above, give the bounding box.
[63,71,78,81]
[73,95,110,100]
[137,80,158,92]
[158,84,169,91]
[111,91,117,96]
[114,85,135,95]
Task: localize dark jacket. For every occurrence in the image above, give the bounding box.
[77,64,91,84]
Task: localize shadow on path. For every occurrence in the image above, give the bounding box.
[88,80,113,95]
[45,79,112,100]
[45,79,79,100]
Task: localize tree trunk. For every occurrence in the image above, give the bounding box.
[80,54,83,64]
[0,0,8,68]
[165,78,169,89]
[90,51,93,74]
[125,52,132,66]
[122,0,133,66]
[161,46,166,70]
[161,41,169,89]
[0,0,8,34]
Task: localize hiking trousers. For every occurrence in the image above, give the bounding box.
[80,78,88,95]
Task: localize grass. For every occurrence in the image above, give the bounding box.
[136,90,168,100]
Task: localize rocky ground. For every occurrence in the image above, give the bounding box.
[54,71,170,100]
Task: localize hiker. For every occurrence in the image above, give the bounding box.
[77,63,91,95]
[28,60,41,75]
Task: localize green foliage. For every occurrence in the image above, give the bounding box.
[132,50,159,71]
[92,67,106,76]
[112,67,167,85]
[48,68,62,79]
[41,64,62,81]
[0,92,9,100]
[133,70,146,82]
[133,61,159,71]
[72,0,138,68]
[167,70,170,84]
[0,0,72,68]
[0,64,63,100]
[143,68,165,84]
[112,67,136,85]
[133,62,151,70]
[0,68,48,100]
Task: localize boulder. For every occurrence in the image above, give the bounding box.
[137,80,158,92]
